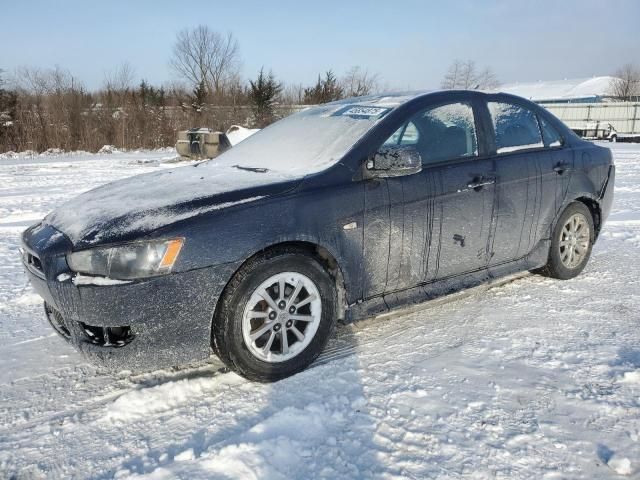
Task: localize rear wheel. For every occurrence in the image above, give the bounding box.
[536,202,594,280]
[212,248,337,382]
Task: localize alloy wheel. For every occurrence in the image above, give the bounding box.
[242,272,322,363]
[559,213,590,269]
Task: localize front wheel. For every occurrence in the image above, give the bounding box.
[536,202,594,280]
[212,248,337,382]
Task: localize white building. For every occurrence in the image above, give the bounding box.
[500,76,618,104]
[500,77,640,136]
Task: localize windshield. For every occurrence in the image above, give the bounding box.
[207,100,393,175]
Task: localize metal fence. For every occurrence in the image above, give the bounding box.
[544,102,640,134]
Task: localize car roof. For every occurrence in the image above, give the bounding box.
[333,89,540,110]
[327,90,438,109]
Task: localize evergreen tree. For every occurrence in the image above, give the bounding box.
[139,79,153,106]
[0,69,18,150]
[138,80,164,107]
[191,79,208,115]
[303,70,344,104]
[248,68,282,127]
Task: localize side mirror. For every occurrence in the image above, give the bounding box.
[366,145,422,178]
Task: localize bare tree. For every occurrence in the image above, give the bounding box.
[441,60,462,89]
[281,83,305,105]
[15,66,51,149]
[609,64,640,100]
[12,66,89,150]
[342,66,380,97]
[476,66,500,90]
[170,26,240,95]
[103,62,135,92]
[460,60,476,89]
[441,60,500,90]
[102,62,136,148]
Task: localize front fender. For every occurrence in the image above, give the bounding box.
[157,183,365,304]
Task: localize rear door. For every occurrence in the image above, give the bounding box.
[536,114,574,237]
[424,101,495,280]
[433,155,496,279]
[483,98,553,265]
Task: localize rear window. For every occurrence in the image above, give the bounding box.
[538,115,564,147]
[488,102,543,154]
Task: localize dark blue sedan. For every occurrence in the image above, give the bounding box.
[21,90,615,381]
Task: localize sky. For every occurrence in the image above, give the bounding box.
[1,0,639,91]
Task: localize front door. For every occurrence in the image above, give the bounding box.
[361,99,495,296]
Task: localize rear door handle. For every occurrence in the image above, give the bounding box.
[467,177,496,191]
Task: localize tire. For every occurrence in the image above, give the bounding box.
[536,202,595,280]
[212,247,337,382]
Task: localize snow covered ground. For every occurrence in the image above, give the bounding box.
[1,144,639,479]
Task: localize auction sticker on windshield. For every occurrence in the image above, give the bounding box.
[334,105,391,119]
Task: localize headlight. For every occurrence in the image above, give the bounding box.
[67,238,184,280]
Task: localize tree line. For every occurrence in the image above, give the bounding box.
[0,72,381,154]
[0,25,388,153]
[2,23,638,154]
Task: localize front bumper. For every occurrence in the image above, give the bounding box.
[22,224,238,371]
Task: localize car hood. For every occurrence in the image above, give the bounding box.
[44,162,301,247]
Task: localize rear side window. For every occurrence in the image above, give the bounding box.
[488,102,543,154]
[538,115,564,147]
[383,102,478,165]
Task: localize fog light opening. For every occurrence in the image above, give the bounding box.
[44,303,71,339]
[80,323,134,347]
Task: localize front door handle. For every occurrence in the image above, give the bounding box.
[467,177,496,191]
[553,162,568,175]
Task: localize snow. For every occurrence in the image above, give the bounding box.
[499,76,618,102]
[98,145,121,154]
[225,125,260,146]
[44,97,420,244]
[1,143,640,478]
[217,100,391,176]
[45,159,288,244]
[498,143,544,154]
[618,370,640,384]
[608,457,633,476]
[71,273,132,286]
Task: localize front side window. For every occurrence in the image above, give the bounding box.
[384,121,419,146]
[383,102,478,165]
[488,101,543,154]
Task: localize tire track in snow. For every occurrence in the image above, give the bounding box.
[314,271,530,367]
[0,271,529,442]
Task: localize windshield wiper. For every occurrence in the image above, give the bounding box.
[233,165,269,173]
